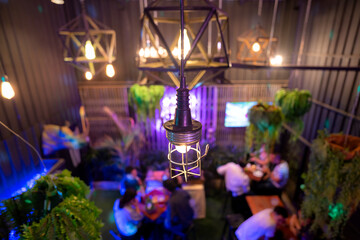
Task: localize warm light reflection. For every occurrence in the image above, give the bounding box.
[175,29,191,60]
[51,0,64,4]
[270,55,283,66]
[106,64,115,78]
[252,42,261,52]
[175,145,191,154]
[1,77,15,99]
[85,40,96,60]
[85,71,93,80]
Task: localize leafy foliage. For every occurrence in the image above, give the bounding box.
[22,196,103,240]
[275,89,312,140]
[128,84,165,120]
[94,107,146,167]
[245,103,284,152]
[301,131,360,239]
[0,170,101,239]
[139,150,168,173]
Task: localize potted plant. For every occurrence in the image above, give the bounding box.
[275,89,312,140]
[301,131,360,239]
[245,102,284,152]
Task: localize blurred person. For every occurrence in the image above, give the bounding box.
[252,152,289,195]
[121,166,144,196]
[217,162,250,214]
[235,206,288,240]
[163,178,194,233]
[113,188,144,239]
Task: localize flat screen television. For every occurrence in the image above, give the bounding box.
[224,101,258,127]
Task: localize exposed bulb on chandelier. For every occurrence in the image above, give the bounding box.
[252,42,261,52]
[106,63,115,78]
[85,40,96,60]
[176,29,191,60]
[270,55,283,66]
[175,145,191,154]
[85,71,93,80]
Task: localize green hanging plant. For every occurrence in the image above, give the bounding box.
[245,102,284,152]
[0,170,95,238]
[22,196,103,240]
[275,89,312,140]
[128,84,165,120]
[301,131,360,239]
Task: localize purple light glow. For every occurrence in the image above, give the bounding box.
[160,87,199,122]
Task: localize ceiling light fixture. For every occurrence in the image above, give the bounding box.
[164,0,209,182]
[138,0,230,89]
[58,0,116,79]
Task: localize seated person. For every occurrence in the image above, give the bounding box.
[144,167,164,194]
[217,162,250,197]
[121,166,144,195]
[163,178,194,233]
[251,153,289,195]
[235,206,288,240]
[113,188,144,238]
[249,144,270,167]
[217,162,250,214]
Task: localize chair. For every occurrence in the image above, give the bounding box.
[221,214,245,240]
[166,223,197,240]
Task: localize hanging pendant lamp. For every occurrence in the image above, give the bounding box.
[164,0,209,182]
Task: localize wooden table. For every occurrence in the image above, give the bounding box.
[245,195,283,214]
[140,189,169,221]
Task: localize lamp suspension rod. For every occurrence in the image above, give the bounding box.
[0,54,7,76]
[267,0,278,58]
[180,0,185,88]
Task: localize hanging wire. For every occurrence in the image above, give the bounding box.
[180,0,185,88]
[0,120,47,172]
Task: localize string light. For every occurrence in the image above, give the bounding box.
[1,76,15,99]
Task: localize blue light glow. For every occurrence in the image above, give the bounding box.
[0,159,56,200]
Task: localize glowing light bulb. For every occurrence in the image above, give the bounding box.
[150,46,157,58]
[85,40,96,60]
[175,145,191,154]
[144,47,150,58]
[1,77,15,99]
[217,41,222,53]
[270,55,283,66]
[177,29,191,60]
[252,42,261,52]
[106,64,115,78]
[172,47,179,58]
[85,71,93,80]
[158,47,165,57]
[51,0,64,4]
[139,48,145,57]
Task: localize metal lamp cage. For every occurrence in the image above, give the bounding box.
[168,142,209,182]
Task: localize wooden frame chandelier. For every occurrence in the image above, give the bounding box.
[58,0,116,79]
[237,24,278,65]
[138,0,230,89]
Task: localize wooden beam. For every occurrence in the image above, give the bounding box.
[167,72,180,87]
[188,70,206,90]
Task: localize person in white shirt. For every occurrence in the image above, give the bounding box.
[217,162,250,197]
[113,188,144,238]
[217,162,250,214]
[235,206,288,240]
